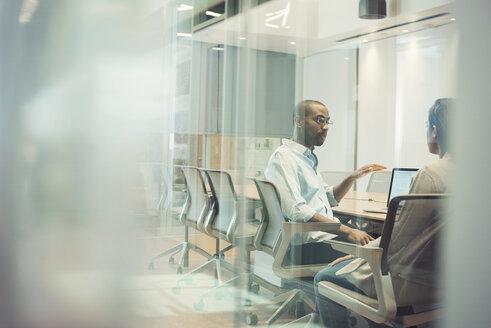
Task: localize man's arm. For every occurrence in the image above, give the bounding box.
[333,164,387,202]
[310,212,374,245]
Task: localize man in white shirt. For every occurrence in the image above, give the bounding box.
[265,100,385,264]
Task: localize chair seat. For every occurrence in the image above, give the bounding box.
[244,221,260,236]
[231,221,259,245]
[317,281,379,309]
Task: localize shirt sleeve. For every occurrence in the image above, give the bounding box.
[324,185,339,207]
[265,152,315,222]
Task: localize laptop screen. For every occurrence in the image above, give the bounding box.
[386,168,418,207]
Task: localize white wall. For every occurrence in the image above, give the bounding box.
[302,23,457,190]
[303,48,357,173]
[357,23,457,189]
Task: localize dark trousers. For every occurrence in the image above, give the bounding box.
[284,237,348,266]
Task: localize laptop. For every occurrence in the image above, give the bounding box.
[363,168,418,214]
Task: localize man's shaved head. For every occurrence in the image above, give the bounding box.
[294,100,327,121]
[293,100,330,148]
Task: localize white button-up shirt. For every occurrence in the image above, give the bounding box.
[264,139,340,245]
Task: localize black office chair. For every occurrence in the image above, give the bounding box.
[244,178,341,326]
[317,194,449,328]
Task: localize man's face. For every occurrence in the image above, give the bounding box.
[300,104,330,148]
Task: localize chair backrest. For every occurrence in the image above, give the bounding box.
[320,171,350,186]
[366,170,392,193]
[202,169,238,241]
[252,178,285,256]
[317,193,449,326]
[180,166,210,230]
[157,164,170,216]
[380,194,449,279]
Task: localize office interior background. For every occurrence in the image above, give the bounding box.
[1,0,490,327]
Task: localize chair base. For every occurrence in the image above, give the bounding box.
[148,241,214,272]
[245,288,316,326]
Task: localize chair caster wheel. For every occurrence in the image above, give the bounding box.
[176,266,183,275]
[245,312,258,325]
[249,283,260,294]
[295,300,305,319]
[193,300,204,312]
[168,257,174,264]
[172,286,181,295]
[148,262,154,270]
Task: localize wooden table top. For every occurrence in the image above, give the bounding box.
[333,190,387,222]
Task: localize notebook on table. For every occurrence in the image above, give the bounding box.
[363,168,418,214]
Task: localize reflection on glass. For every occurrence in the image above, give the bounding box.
[1,0,461,327]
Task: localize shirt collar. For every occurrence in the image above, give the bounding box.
[281,138,314,156]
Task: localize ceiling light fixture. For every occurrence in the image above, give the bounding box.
[177,4,192,11]
[239,37,246,40]
[359,0,386,19]
[402,29,409,33]
[265,23,280,29]
[290,41,296,45]
[265,3,290,28]
[450,17,456,21]
[18,0,38,23]
[205,11,222,17]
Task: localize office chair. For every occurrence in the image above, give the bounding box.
[320,171,351,187]
[244,178,341,326]
[186,169,260,311]
[317,194,448,328]
[148,166,214,274]
[366,170,392,193]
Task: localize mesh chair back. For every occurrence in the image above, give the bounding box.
[252,179,285,256]
[380,194,449,277]
[157,165,170,214]
[320,171,350,186]
[180,167,210,227]
[366,171,392,193]
[203,169,238,238]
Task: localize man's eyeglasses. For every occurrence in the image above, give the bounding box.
[313,116,333,126]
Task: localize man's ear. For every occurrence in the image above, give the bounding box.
[294,115,304,128]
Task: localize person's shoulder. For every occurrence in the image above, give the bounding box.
[415,156,452,192]
[271,144,294,158]
[420,155,452,177]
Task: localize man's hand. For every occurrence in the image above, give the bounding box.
[328,254,353,266]
[345,228,374,245]
[333,164,387,202]
[350,164,387,181]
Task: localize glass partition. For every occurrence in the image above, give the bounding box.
[2,0,475,327]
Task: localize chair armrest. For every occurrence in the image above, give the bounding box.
[318,239,397,323]
[282,221,341,233]
[280,221,341,253]
[272,221,342,279]
[324,239,382,263]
